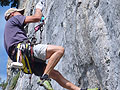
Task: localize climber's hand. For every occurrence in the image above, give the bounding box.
[36,0,45,10]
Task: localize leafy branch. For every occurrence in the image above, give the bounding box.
[0,0,18,8]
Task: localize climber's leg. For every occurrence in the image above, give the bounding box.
[33,44,64,76]
[49,69,80,90]
[33,44,64,79]
[43,45,64,75]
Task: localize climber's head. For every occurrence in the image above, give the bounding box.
[4,8,25,21]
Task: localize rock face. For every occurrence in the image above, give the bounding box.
[7,57,13,81]
[6,0,120,90]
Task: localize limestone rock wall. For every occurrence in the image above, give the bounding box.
[7,57,12,81]
[6,0,120,90]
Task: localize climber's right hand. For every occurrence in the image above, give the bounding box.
[36,0,45,11]
[24,0,45,24]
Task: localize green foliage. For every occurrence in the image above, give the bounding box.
[0,80,8,90]
[0,71,20,90]
[9,72,20,90]
[0,0,18,8]
[0,77,1,83]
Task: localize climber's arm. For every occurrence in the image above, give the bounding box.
[24,0,45,24]
[24,9,42,24]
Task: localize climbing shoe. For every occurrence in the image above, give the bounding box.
[37,79,53,90]
[37,74,53,90]
[81,88,100,90]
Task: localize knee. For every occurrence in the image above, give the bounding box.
[58,46,65,55]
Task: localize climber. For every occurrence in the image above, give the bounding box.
[4,0,99,90]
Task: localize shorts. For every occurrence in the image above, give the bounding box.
[33,44,48,61]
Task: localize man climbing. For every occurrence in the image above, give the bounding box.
[4,0,99,90]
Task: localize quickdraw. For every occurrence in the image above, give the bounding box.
[28,16,45,45]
